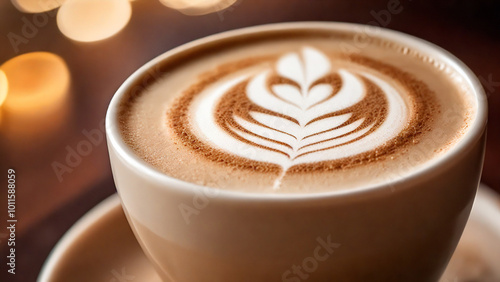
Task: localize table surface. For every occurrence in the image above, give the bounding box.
[0,0,499,281]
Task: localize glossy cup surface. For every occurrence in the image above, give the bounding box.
[106,22,487,282]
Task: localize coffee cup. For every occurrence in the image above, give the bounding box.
[106,22,487,281]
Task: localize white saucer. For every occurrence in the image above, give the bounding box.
[38,185,500,282]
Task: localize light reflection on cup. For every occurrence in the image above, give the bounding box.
[159,0,237,16]
[0,52,72,145]
[57,0,132,42]
[11,0,65,13]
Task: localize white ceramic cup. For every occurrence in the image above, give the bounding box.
[106,22,487,282]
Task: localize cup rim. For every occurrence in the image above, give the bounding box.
[106,21,487,201]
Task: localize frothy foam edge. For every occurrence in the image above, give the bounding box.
[115,26,478,194]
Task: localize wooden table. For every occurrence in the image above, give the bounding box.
[0,0,498,281]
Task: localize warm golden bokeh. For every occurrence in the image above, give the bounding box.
[1,52,70,113]
[159,0,237,15]
[0,52,72,140]
[57,0,132,42]
[0,69,8,107]
[11,0,65,13]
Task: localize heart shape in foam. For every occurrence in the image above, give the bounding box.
[168,46,434,188]
[194,47,406,166]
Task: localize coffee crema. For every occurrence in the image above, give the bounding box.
[119,30,474,193]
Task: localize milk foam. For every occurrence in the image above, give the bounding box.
[119,32,472,193]
[192,47,408,186]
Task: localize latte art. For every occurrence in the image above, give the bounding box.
[170,47,425,188]
[194,48,405,172]
[120,30,472,193]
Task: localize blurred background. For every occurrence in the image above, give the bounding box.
[0,0,499,281]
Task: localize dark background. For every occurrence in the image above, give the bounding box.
[0,0,499,281]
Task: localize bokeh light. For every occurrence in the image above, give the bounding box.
[0,52,72,141]
[159,0,238,16]
[11,0,65,13]
[1,52,70,113]
[0,70,8,107]
[57,0,132,42]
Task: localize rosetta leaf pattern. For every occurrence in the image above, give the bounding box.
[225,47,377,168]
[170,46,422,189]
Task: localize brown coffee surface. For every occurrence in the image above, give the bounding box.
[118,29,475,193]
